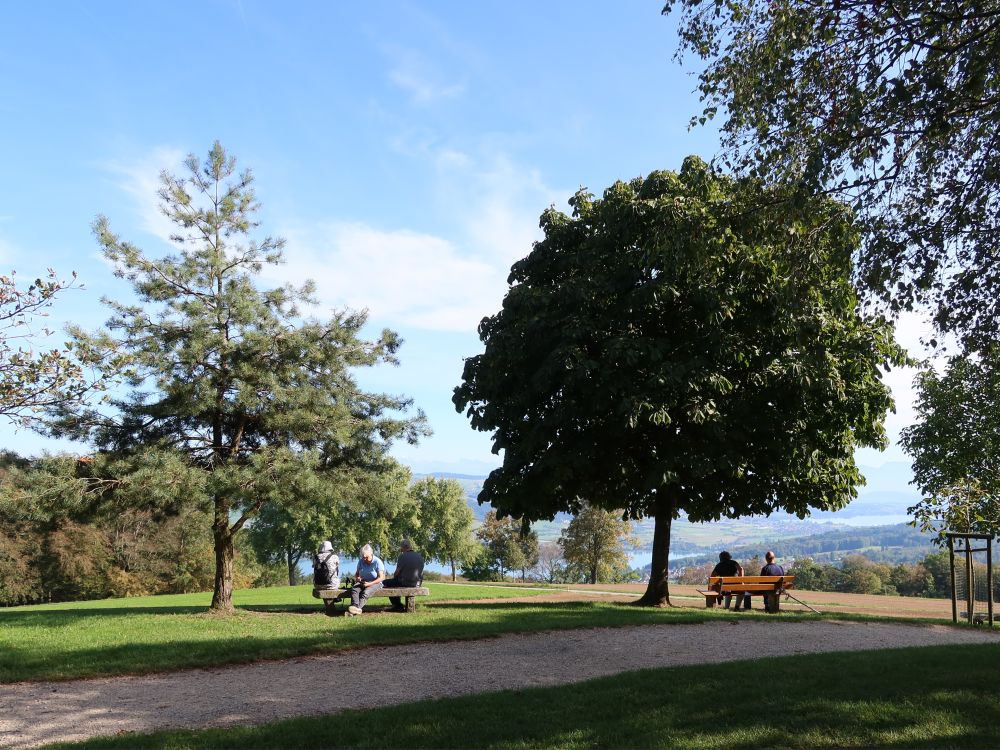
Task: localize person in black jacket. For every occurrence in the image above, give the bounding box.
[382,538,424,612]
[710,551,748,610]
[760,550,785,576]
[760,550,785,613]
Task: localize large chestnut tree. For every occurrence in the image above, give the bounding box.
[454,157,902,606]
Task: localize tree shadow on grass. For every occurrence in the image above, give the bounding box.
[237,604,325,614]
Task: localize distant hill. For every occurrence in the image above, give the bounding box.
[414,460,923,551]
[664,523,935,571]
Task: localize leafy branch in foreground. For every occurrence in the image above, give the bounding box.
[901,349,1000,542]
[0,269,106,425]
[665,0,1000,352]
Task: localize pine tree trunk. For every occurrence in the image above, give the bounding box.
[450,558,457,581]
[210,500,235,613]
[287,546,296,587]
[636,495,674,606]
[590,566,597,585]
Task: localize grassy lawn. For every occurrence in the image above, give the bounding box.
[1,583,978,684]
[2,584,754,683]
[0,582,552,682]
[47,643,1000,749]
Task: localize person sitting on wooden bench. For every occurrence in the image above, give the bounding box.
[710,551,749,610]
[759,550,785,614]
[383,538,425,613]
[347,544,385,617]
[312,541,340,591]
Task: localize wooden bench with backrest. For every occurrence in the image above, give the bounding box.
[312,585,430,614]
[697,575,795,613]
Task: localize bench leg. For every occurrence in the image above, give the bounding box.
[405,595,416,613]
[704,595,716,608]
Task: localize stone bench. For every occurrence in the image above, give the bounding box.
[312,586,430,614]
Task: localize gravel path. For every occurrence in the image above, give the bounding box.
[2,620,997,749]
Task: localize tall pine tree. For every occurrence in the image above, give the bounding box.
[53,143,426,612]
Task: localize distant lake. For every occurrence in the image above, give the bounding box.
[628,550,700,570]
[830,514,911,527]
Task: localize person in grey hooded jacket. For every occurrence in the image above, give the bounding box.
[312,541,340,589]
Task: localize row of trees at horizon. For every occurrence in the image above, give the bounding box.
[1,433,650,604]
[0,447,483,606]
[464,505,642,585]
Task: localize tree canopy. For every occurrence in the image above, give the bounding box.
[410,476,477,581]
[50,142,427,612]
[900,350,1000,541]
[454,157,903,605]
[664,0,1000,352]
[559,505,639,585]
[472,511,533,581]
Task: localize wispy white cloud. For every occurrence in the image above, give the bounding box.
[102,147,186,245]
[383,45,467,105]
[274,140,567,333]
[102,142,566,335]
[435,149,558,268]
[274,222,506,332]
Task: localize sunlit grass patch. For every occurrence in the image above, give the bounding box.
[0,583,973,683]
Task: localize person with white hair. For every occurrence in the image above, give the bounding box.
[312,541,340,590]
[347,543,385,616]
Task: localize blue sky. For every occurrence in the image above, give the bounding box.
[0,1,929,475]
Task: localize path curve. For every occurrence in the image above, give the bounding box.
[2,620,997,748]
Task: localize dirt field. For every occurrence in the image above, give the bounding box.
[461,582,971,621]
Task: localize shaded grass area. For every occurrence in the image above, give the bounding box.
[47,644,1000,749]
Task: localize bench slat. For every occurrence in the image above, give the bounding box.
[312,587,430,601]
[708,576,795,585]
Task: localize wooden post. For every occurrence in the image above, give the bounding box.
[988,538,995,627]
[966,539,975,625]
[949,535,958,624]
